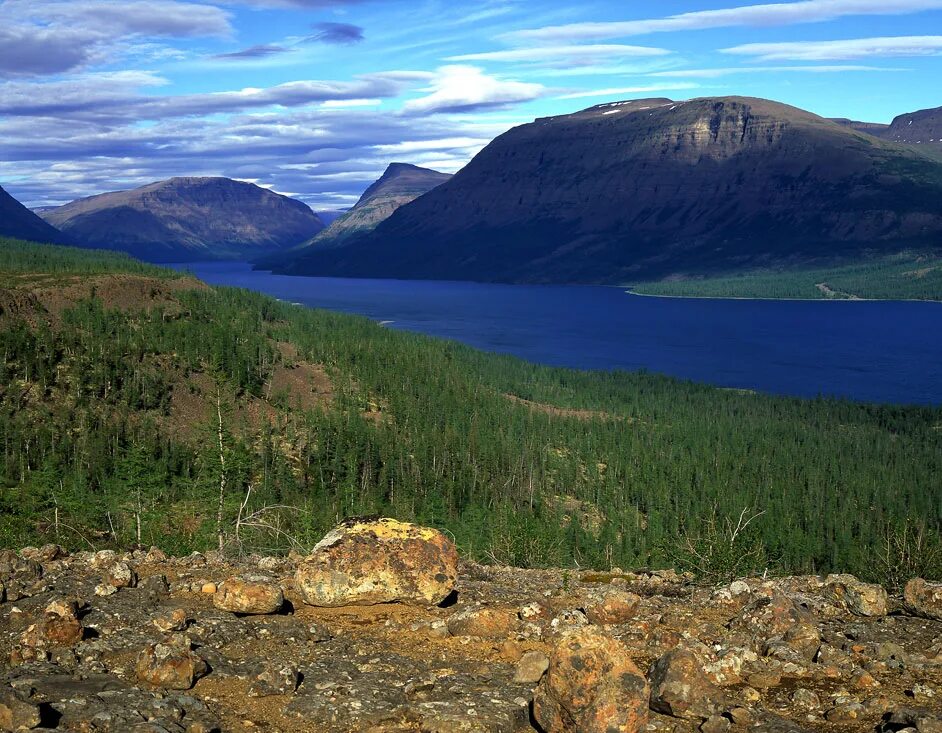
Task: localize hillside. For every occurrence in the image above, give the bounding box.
[312,163,451,246]
[276,96,942,284]
[1,237,940,581]
[0,184,70,245]
[630,254,942,300]
[40,177,324,262]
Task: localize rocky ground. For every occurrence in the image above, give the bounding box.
[2,519,942,732]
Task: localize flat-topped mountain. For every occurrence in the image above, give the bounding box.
[277,96,942,284]
[41,177,324,262]
[0,184,70,244]
[882,105,942,146]
[312,163,451,247]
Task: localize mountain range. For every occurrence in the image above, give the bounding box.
[38,177,324,262]
[276,97,942,284]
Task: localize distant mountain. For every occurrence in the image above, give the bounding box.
[40,177,324,262]
[881,105,942,147]
[829,118,890,136]
[0,184,70,244]
[311,163,451,247]
[277,97,942,284]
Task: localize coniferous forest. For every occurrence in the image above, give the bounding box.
[1,238,940,583]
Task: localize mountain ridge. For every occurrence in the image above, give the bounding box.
[41,176,324,262]
[0,184,71,245]
[275,96,942,284]
[309,163,451,248]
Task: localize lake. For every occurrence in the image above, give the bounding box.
[171,262,942,406]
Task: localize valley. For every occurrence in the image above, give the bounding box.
[1,238,940,581]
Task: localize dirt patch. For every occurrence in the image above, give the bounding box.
[503,393,618,421]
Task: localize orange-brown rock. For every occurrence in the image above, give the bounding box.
[295,518,458,607]
[136,641,209,690]
[826,574,888,617]
[21,599,83,648]
[649,645,723,720]
[904,578,942,620]
[213,577,283,615]
[533,629,649,733]
[583,588,641,625]
[446,606,518,639]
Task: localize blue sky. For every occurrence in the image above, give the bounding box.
[2,0,942,211]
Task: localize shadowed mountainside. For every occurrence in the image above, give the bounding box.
[0,184,70,245]
[41,177,324,262]
[276,96,942,284]
[311,163,451,247]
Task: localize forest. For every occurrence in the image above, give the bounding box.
[629,254,942,301]
[1,237,941,584]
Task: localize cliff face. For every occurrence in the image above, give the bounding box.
[311,163,451,247]
[41,177,324,262]
[0,185,70,244]
[279,97,942,284]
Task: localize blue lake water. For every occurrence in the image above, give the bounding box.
[171,262,942,406]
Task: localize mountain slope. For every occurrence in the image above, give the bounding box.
[882,105,942,147]
[41,177,324,262]
[312,163,451,247]
[278,97,942,284]
[0,184,70,244]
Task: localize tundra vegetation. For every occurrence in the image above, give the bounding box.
[1,238,940,586]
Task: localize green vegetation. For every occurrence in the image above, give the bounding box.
[0,239,171,282]
[2,238,941,583]
[629,255,942,301]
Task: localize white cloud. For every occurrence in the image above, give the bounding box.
[402,65,545,115]
[651,64,899,77]
[503,0,942,43]
[722,35,942,61]
[556,83,699,101]
[446,44,671,64]
[322,98,383,108]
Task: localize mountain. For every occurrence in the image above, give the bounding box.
[311,163,451,246]
[277,97,942,284]
[40,177,324,262]
[0,184,70,244]
[881,105,942,147]
[829,117,890,136]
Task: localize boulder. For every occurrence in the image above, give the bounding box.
[649,645,723,720]
[21,599,83,649]
[295,518,458,607]
[103,561,138,589]
[0,688,41,731]
[213,577,284,615]
[880,707,942,733]
[826,574,888,617]
[533,629,649,733]
[136,641,209,690]
[514,650,550,684]
[583,588,641,625]
[904,579,942,620]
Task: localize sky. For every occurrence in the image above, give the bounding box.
[2,0,942,212]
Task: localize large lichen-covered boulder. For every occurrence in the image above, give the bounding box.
[533,629,649,733]
[295,518,458,607]
[904,578,942,620]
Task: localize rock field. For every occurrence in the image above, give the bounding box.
[2,518,942,732]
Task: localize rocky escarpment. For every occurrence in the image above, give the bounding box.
[279,96,942,284]
[40,177,324,262]
[882,106,942,148]
[0,186,69,245]
[311,163,451,247]
[3,519,942,732]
